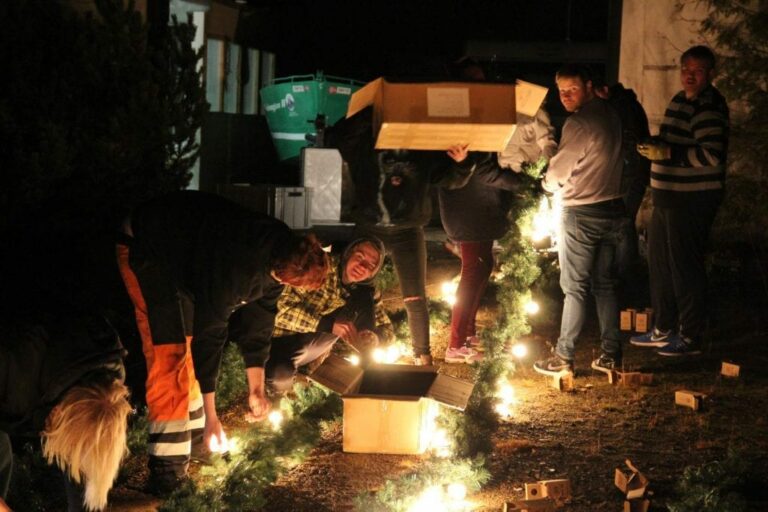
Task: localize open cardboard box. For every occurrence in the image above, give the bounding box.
[615,459,649,501]
[309,354,474,454]
[346,77,548,151]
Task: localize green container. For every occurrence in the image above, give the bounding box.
[260,73,364,161]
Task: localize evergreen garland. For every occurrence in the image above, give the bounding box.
[667,450,752,512]
[354,457,490,512]
[157,383,342,512]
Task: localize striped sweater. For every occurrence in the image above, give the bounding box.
[652,85,729,208]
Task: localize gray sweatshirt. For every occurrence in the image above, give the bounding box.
[543,97,623,206]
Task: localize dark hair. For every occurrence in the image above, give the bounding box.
[272,233,329,290]
[449,56,486,81]
[555,64,593,85]
[681,45,716,69]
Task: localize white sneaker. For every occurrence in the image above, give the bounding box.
[445,346,484,364]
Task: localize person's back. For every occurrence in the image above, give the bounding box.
[604,84,651,218]
[130,190,292,293]
[547,96,623,206]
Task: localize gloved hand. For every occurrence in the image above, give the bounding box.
[637,139,671,161]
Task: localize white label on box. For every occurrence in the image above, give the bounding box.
[427,87,470,117]
[334,86,352,95]
[292,85,306,92]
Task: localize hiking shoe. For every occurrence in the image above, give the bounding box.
[467,336,483,350]
[657,334,701,357]
[591,353,622,375]
[533,355,574,376]
[445,346,484,364]
[630,328,671,348]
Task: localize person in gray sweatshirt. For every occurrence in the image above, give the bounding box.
[533,64,628,377]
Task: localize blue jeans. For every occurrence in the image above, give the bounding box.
[556,207,627,361]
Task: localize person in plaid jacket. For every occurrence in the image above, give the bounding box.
[267,237,393,390]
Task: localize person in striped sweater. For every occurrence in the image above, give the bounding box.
[632,45,729,356]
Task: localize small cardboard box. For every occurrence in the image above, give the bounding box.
[620,309,636,331]
[675,390,706,411]
[550,370,574,392]
[525,479,572,504]
[624,499,651,512]
[721,361,740,378]
[346,78,548,151]
[503,498,556,512]
[616,371,654,387]
[309,355,474,454]
[615,459,649,500]
[634,311,652,333]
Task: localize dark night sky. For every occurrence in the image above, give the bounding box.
[239,0,613,81]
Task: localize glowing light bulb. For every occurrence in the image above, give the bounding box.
[498,383,515,403]
[385,344,401,363]
[495,402,512,418]
[408,485,444,512]
[268,410,284,431]
[372,347,385,363]
[524,300,540,315]
[447,482,467,501]
[208,430,230,453]
[346,354,361,366]
[428,428,452,458]
[441,280,458,306]
[511,342,528,359]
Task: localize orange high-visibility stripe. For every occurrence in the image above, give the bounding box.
[116,244,201,423]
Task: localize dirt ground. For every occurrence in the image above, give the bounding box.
[96,241,768,511]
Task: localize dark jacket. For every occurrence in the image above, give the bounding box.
[606,84,651,218]
[438,153,526,241]
[325,108,478,229]
[129,191,291,393]
[0,311,125,437]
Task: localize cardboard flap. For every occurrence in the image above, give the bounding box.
[516,80,549,117]
[308,354,364,394]
[346,78,382,118]
[615,460,649,500]
[426,373,474,410]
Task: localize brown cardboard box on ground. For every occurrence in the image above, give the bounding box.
[675,390,706,411]
[624,498,651,512]
[721,361,740,378]
[620,309,636,331]
[309,355,474,454]
[615,459,650,501]
[503,498,556,511]
[346,78,548,151]
[525,479,572,504]
[616,371,654,387]
[550,370,574,392]
[634,311,652,333]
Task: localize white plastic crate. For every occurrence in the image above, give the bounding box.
[274,187,312,229]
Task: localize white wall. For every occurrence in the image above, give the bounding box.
[619,0,713,131]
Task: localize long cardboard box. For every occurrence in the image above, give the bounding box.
[309,355,474,454]
[346,78,548,151]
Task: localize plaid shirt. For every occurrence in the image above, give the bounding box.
[272,257,391,338]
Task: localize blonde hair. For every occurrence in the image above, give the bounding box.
[42,377,131,511]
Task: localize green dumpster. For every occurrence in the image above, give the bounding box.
[260,73,364,161]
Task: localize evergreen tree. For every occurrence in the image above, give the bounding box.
[692,0,768,238]
[0,0,207,231]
